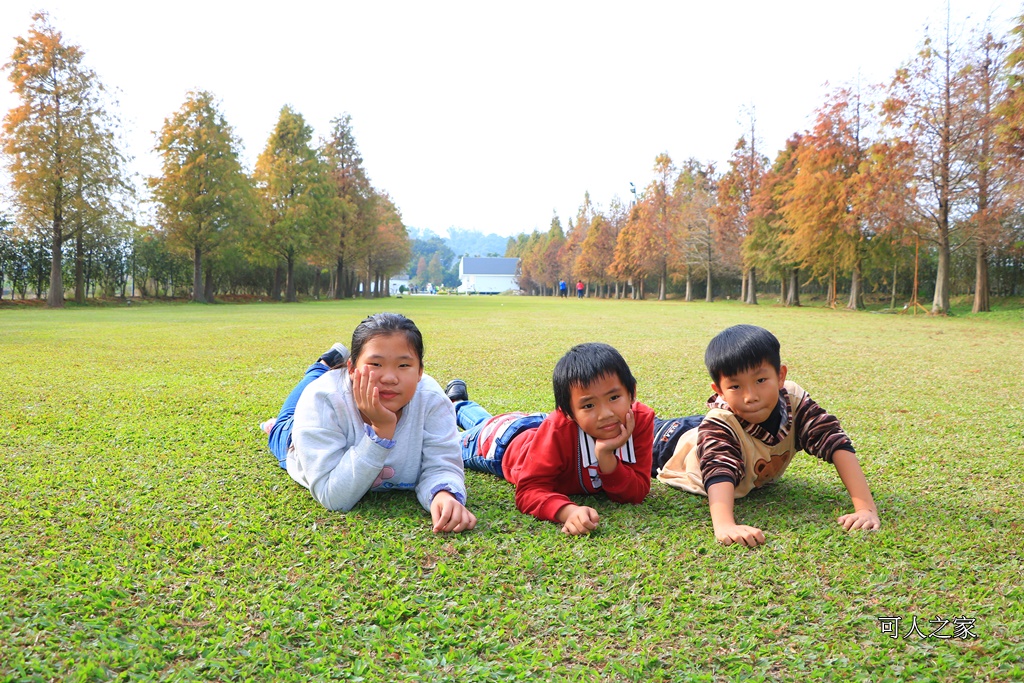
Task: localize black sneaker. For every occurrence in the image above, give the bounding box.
[445,379,469,402]
[319,343,350,368]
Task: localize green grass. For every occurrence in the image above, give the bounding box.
[1,296,1022,682]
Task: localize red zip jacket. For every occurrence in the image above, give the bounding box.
[501,402,655,523]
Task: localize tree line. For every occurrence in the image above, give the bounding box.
[0,13,408,306]
[507,17,1024,314]
[4,12,1024,313]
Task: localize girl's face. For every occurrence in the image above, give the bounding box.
[348,333,423,414]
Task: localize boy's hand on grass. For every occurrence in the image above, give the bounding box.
[838,508,880,531]
[714,523,766,547]
[558,504,600,535]
[430,491,477,533]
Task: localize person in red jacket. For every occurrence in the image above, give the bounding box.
[445,342,654,535]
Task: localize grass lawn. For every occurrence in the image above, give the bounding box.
[1,296,1022,682]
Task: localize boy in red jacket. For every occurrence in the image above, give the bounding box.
[446,342,654,535]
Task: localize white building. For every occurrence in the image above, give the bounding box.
[389,273,410,296]
[457,257,519,294]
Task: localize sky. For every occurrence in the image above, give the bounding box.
[0,0,1019,238]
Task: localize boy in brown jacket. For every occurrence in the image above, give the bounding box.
[656,324,880,546]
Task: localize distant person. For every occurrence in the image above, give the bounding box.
[576,280,584,298]
[445,343,654,535]
[559,279,568,298]
[259,313,476,533]
[655,324,880,546]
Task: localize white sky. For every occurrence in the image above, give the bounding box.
[0,0,1018,237]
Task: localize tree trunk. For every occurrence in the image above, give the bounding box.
[284,253,296,301]
[973,241,990,313]
[47,212,64,308]
[740,268,747,303]
[705,267,713,302]
[745,268,758,305]
[74,228,85,304]
[780,277,786,304]
[271,264,283,301]
[890,262,898,309]
[685,273,693,302]
[334,257,345,299]
[658,264,667,301]
[85,249,93,298]
[204,260,215,302]
[313,269,321,300]
[192,245,205,303]
[932,231,950,314]
[787,268,800,307]
[847,260,863,310]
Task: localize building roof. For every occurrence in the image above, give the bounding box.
[461,257,519,275]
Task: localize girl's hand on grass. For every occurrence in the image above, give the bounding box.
[838,509,880,531]
[351,366,397,439]
[558,504,600,535]
[430,491,477,533]
[714,523,766,547]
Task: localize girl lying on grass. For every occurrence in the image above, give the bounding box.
[260,312,476,533]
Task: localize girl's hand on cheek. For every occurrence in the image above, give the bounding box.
[351,366,397,437]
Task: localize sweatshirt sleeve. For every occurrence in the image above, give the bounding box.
[291,383,392,512]
[792,389,855,463]
[696,415,745,488]
[508,417,576,523]
[596,402,654,504]
[414,393,468,512]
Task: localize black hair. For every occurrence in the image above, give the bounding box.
[704,324,781,384]
[552,342,636,418]
[345,312,424,368]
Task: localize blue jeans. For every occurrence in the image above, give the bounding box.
[267,362,329,469]
[454,401,545,479]
[651,415,704,476]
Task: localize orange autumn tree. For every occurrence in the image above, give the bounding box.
[673,159,718,302]
[611,153,685,300]
[560,192,594,292]
[2,12,128,308]
[577,197,629,299]
[781,87,874,309]
[609,202,648,300]
[883,22,981,315]
[970,29,1021,313]
[715,119,768,304]
[746,134,803,306]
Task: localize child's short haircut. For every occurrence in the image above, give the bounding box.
[704,324,781,383]
[552,342,637,418]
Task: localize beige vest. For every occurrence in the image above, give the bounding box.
[656,381,806,498]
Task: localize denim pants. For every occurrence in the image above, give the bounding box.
[454,401,544,479]
[650,415,704,476]
[267,362,329,469]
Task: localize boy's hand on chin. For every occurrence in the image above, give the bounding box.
[596,409,635,453]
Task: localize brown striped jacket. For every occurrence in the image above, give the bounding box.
[656,380,854,497]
